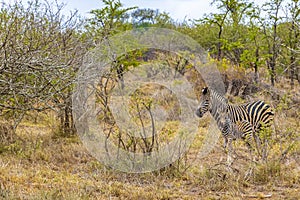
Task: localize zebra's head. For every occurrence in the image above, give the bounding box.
[195,87,211,118]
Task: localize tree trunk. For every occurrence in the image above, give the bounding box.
[297,66,300,84]
[254,47,259,83]
[290,54,295,89]
[289,19,297,89]
[270,59,275,87]
[217,26,223,61]
[270,21,278,87]
[59,94,75,136]
[64,102,70,134]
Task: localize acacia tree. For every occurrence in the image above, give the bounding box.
[131,8,174,28]
[0,1,86,134]
[221,0,254,65]
[200,4,230,60]
[239,5,264,83]
[86,0,138,90]
[87,0,136,43]
[200,0,253,62]
[287,0,300,88]
[260,0,284,86]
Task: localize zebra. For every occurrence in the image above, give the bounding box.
[195,87,274,163]
[218,112,254,164]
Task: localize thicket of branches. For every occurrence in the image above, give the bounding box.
[0,0,87,133]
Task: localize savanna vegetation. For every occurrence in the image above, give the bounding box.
[0,0,299,199]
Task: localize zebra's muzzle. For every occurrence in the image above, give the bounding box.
[195,109,203,118]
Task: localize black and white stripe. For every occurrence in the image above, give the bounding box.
[195,87,274,162]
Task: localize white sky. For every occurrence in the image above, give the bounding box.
[2,0,270,21]
[62,0,215,21]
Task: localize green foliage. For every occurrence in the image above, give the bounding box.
[131,8,174,28]
[182,21,219,51]
[86,0,136,41]
[277,94,290,111]
[253,160,281,184]
[82,0,300,87]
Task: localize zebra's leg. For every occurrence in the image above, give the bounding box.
[242,133,255,163]
[253,132,262,160]
[226,138,234,166]
[260,125,270,162]
[244,138,256,180]
[223,137,228,150]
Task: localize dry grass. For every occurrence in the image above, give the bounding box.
[0,77,299,199]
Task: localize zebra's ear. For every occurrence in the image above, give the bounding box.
[202,87,209,95]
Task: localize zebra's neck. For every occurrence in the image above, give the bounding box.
[209,89,228,126]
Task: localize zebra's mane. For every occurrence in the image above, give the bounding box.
[209,89,247,112]
[209,89,228,122]
[210,89,228,107]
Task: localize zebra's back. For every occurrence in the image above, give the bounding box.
[245,100,274,131]
[227,100,274,132]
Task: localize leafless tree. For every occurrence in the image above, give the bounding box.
[0,0,88,134]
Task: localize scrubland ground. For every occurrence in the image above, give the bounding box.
[0,80,299,200]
